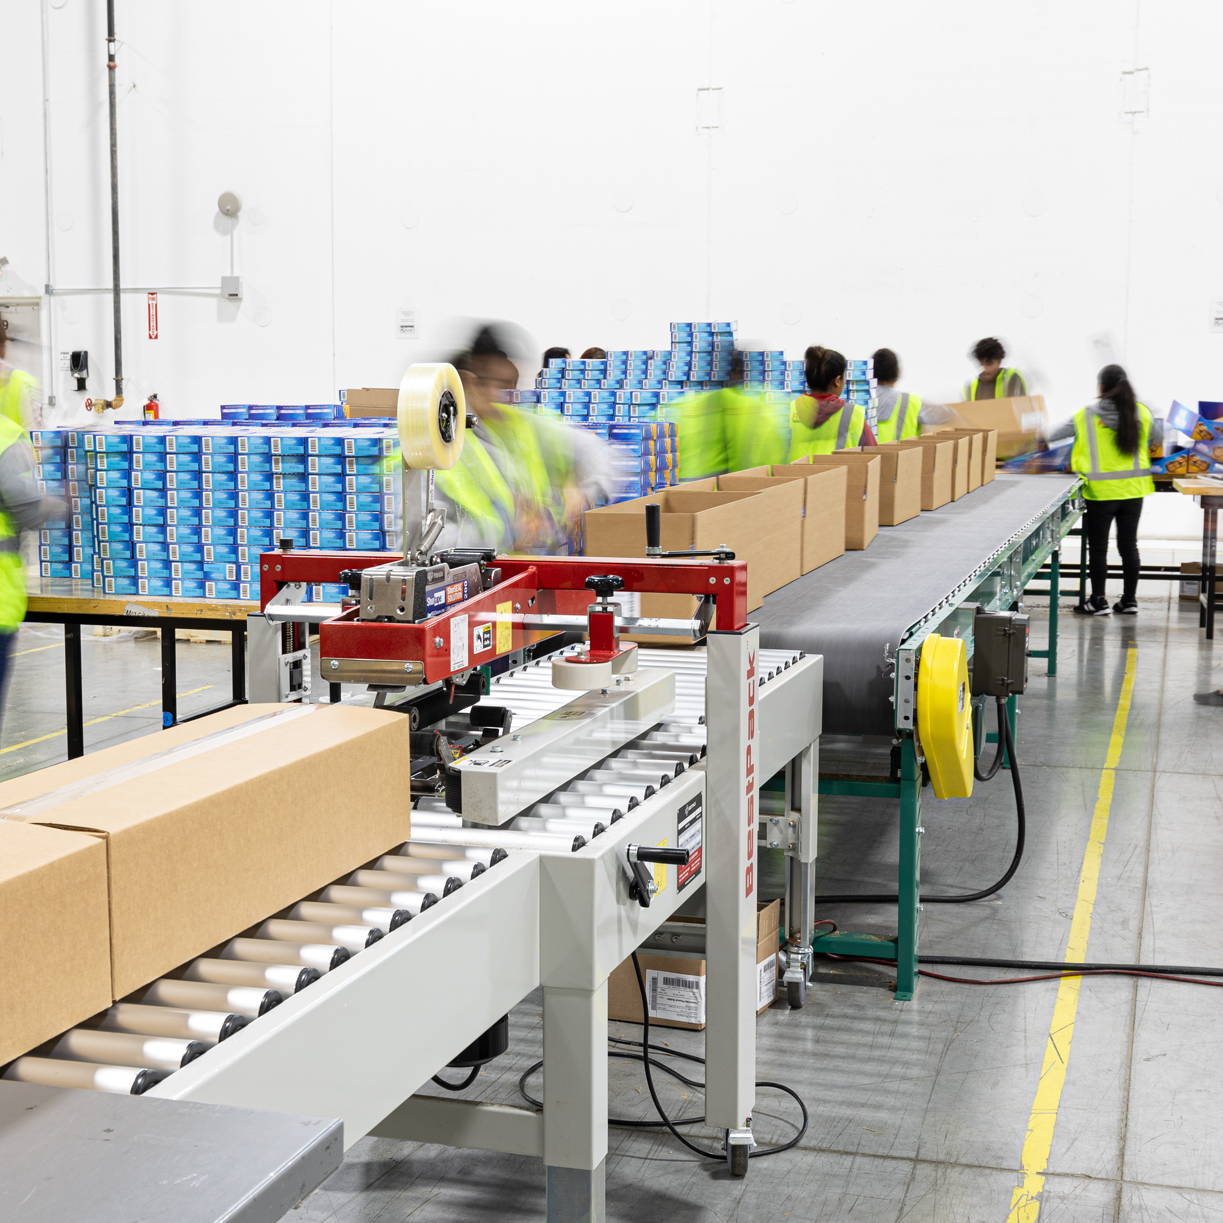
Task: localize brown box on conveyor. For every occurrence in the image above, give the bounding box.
[607,901,780,1030]
[728,466,848,573]
[584,486,793,614]
[774,454,881,550]
[0,703,413,1000]
[0,820,113,1065]
[894,437,955,509]
[920,433,971,500]
[858,444,923,525]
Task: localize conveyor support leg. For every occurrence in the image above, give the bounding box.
[546,1162,606,1223]
[895,736,921,1001]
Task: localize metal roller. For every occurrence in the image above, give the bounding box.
[137,979,281,1019]
[46,1029,205,1071]
[290,900,411,932]
[2,1057,169,1096]
[184,958,320,994]
[257,919,384,952]
[93,1002,248,1045]
[222,939,350,973]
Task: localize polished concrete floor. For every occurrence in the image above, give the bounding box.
[4,589,1220,1221]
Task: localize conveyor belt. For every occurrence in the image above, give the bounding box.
[754,474,1078,735]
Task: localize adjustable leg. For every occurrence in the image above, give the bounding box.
[64,622,84,759]
[895,736,921,1001]
[160,625,177,728]
[230,623,246,702]
[1205,505,1218,640]
[1047,549,1060,677]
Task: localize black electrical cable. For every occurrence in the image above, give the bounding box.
[814,695,1025,905]
[516,953,809,1162]
[974,696,1007,782]
[432,1066,480,1091]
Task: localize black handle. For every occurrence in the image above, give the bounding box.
[585,574,624,599]
[645,503,662,554]
[628,844,691,866]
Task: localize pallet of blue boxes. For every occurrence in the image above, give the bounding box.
[31,429,88,581]
[75,420,401,602]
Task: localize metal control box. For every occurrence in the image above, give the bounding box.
[971,609,1029,697]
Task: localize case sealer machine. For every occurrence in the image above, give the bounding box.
[135,365,821,1221]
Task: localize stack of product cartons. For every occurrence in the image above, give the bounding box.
[31,428,87,580]
[606,422,679,502]
[843,358,878,431]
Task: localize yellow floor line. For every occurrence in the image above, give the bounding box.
[0,686,215,755]
[1006,646,1138,1222]
[13,642,64,657]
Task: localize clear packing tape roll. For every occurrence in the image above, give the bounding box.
[398,363,466,470]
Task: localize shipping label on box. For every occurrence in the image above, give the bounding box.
[645,966,706,1026]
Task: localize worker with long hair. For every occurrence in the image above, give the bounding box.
[788,346,876,458]
[1048,364,1162,615]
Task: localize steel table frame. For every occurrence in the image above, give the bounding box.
[811,481,1083,999]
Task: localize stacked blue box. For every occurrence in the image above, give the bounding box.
[31,428,92,580]
[842,359,878,429]
[607,421,679,501]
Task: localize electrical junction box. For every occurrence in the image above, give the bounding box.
[221,276,242,300]
[971,609,1029,698]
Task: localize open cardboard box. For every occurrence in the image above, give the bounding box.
[0,703,413,1001]
[853,444,922,525]
[0,820,113,1065]
[608,900,781,1030]
[918,433,970,500]
[725,466,847,573]
[774,454,881,549]
[584,486,792,615]
[894,437,955,509]
[944,396,1045,460]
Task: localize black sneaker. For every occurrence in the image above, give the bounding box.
[1074,596,1112,616]
[1113,600,1138,615]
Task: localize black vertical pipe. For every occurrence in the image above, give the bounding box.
[106,0,123,407]
[64,623,84,758]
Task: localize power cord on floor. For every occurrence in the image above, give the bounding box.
[432,1066,480,1091]
[814,694,1025,905]
[517,951,809,1163]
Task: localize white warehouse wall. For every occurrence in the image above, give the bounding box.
[2,0,1221,456]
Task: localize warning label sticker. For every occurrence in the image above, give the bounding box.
[677,794,702,893]
[645,968,706,1025]
[496,601,513,653]
[473,622,493,654]
[451,614,468,671]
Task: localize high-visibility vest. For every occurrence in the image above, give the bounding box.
[788,396,866,460]
[0,370,33,433]
[434,429,517,551]
[722,389,785,472]
[875,392,922,443]
[0,414,30,630]
[963,368,1026,401]
[1070,401,1154,501]
[675,390,729,480]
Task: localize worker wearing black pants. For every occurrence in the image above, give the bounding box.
[1083,498,1143,609]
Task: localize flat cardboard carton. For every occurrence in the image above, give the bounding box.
[895,437,955,509]
[608,901,780,1030]
[945,396,1046,460]
[0,703,413,999]
[858,444,923,525]
[344,387,398,417]
[0,821,112,1064]
[775,454,881,550]
[730,467,847,573]
[584,488,779,614]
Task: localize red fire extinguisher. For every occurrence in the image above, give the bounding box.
[143,393,160,421]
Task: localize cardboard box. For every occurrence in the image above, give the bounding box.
[0,703,413,999]
[921,434,971,500]
[895,437,955,510]
[608,901,781,1030]
[859,444,923,525]
[1181,561,1201,601]
[943,396,1046,460]
[343,387,399,417]
[0,821,112,1065]
[729,466,848,573]
[584,487,783,613]
[935,430,986,491]
[775,454,881,550]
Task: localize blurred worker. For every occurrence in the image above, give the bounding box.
[437,327,609,554]
[674,351,785,479]
[871,348,954,440]
[789,346,876,459]
[963,337,1027,401]
[580,347,607,360]
[540,346,570,374]
[0,414,60,730]
[1046,364,1160,616]
[0,323,36,432]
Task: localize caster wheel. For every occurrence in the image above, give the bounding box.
[787,976,806,1009]
[727,1140,749,1178]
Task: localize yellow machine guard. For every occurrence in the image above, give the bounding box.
[916,634,974,799]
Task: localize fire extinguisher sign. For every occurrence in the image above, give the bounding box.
[147,292,158,340]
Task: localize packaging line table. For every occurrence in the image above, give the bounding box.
[1172,477,1223,639]
[24,578,253,758]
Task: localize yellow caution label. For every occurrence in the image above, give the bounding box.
[496,601,513,654]
[653,838,669,896]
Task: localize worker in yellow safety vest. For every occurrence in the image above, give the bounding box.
[963,336,1027,401]
[789,346,877,459]
[1045,364,1161,617]
[871,348,956,441]
[0,410,61,730]
[0,324,36,432]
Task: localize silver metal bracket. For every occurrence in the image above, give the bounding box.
[725,1125,756,1149]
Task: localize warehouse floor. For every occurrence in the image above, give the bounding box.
[4,590,1220,1222]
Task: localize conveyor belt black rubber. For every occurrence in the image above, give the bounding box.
[753,474,1078,735]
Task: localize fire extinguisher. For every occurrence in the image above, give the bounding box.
[143,393,160,421]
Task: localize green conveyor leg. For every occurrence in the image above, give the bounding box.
[1047,548,1060,677]
[895,737,921,1001]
